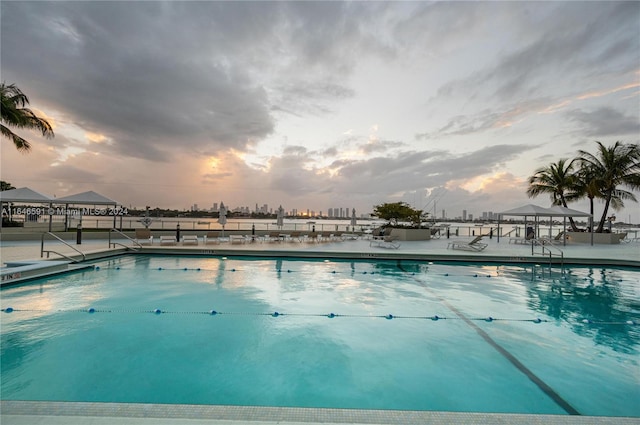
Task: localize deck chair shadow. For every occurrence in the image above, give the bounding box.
[134,229,153,245]
[447,235,488,252]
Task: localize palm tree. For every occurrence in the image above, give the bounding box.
[574,164,604,229]
[577,141,640,232]
[1,82,54,152]
[526,158,581,231]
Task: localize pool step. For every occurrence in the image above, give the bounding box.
[0,260,93,286]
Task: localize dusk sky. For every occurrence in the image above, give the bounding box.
[1,1,639,221]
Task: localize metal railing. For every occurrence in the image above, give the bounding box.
[41,232,86,263]
[532,239,564,267]
[109,228,141,250]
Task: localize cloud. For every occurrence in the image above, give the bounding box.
[417,100,548,139]
[566,107,640,137]
[434,2,639,103]
[2,2,638,222]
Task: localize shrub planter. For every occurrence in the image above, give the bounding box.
[566,231,626,244]
[389,228,431,241]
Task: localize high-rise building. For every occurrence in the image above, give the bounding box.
[328,208,333,218]
[463,209,467,221]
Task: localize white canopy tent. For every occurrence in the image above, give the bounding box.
[0,188,121,231]
[498,204,593,246]
[0,187,53,203]
[55,191,121,230]
[0,187,55,230]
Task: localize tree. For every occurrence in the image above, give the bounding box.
[372,202,425,227]
[0,181,15,191]
[573,164,603,226]
[526,158,581,231]
[577,141,640,232]
[1,82,54,152]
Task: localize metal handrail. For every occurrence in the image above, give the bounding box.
[109,228,141,249]
[532,239,564,267]
[41,232,86,262]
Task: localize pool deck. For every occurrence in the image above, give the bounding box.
[1,235,639,424]
[2,234,639,267]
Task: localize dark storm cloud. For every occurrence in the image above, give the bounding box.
[566,107,640,138]
[435,2,639,103]
[1,1,377,161]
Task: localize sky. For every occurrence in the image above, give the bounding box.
[1,1,639,222]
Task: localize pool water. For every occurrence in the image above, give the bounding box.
[1,255,638,416]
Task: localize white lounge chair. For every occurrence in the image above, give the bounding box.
[447,236,488,252]
[370,229,401,249]
[204,232,221,244]
[263,232,281,243]
[134,229,153,245]
[229,235,246,244]
[160,235,177,246]
[182,235,199,245]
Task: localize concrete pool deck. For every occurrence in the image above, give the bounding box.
[1,235,639,424]
[2,234,639,267]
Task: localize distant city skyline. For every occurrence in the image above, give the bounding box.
[1,2,638,223]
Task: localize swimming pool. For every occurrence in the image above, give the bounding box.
[1,255,638,417]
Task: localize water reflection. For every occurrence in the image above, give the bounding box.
[510,266,639,354]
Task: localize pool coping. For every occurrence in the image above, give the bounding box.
[13,245,640,267]
[2,401,639,425]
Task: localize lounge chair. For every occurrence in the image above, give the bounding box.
[160,235,177,246]
[539,231,566,245]
[289,231,303,242]
[134,229,153,245]
[306,232,321,243]
[370,233,401,249]
[264,232,281,243]
[229,235,246,244]
[204,231,221,244]
[447,235,488,252]
[430,227,443,239]
[182,235,199,245]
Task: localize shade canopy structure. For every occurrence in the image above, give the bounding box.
[55,191,119,206]
[547,205,593,218]
[54,191,120,230]
[0,187,53,203]
[498,204,593,246]
[499,204,557,217]
[1,187,55,230]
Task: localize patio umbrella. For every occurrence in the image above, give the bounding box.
[350,208,357,228]
[276,205,284,229]
[218,202,227,236]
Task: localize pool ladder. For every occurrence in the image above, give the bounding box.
[40,232,86,263]
[531,239,564,268]
[108,228,142,250]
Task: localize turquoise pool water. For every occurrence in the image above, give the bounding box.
[1,255,638,416]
